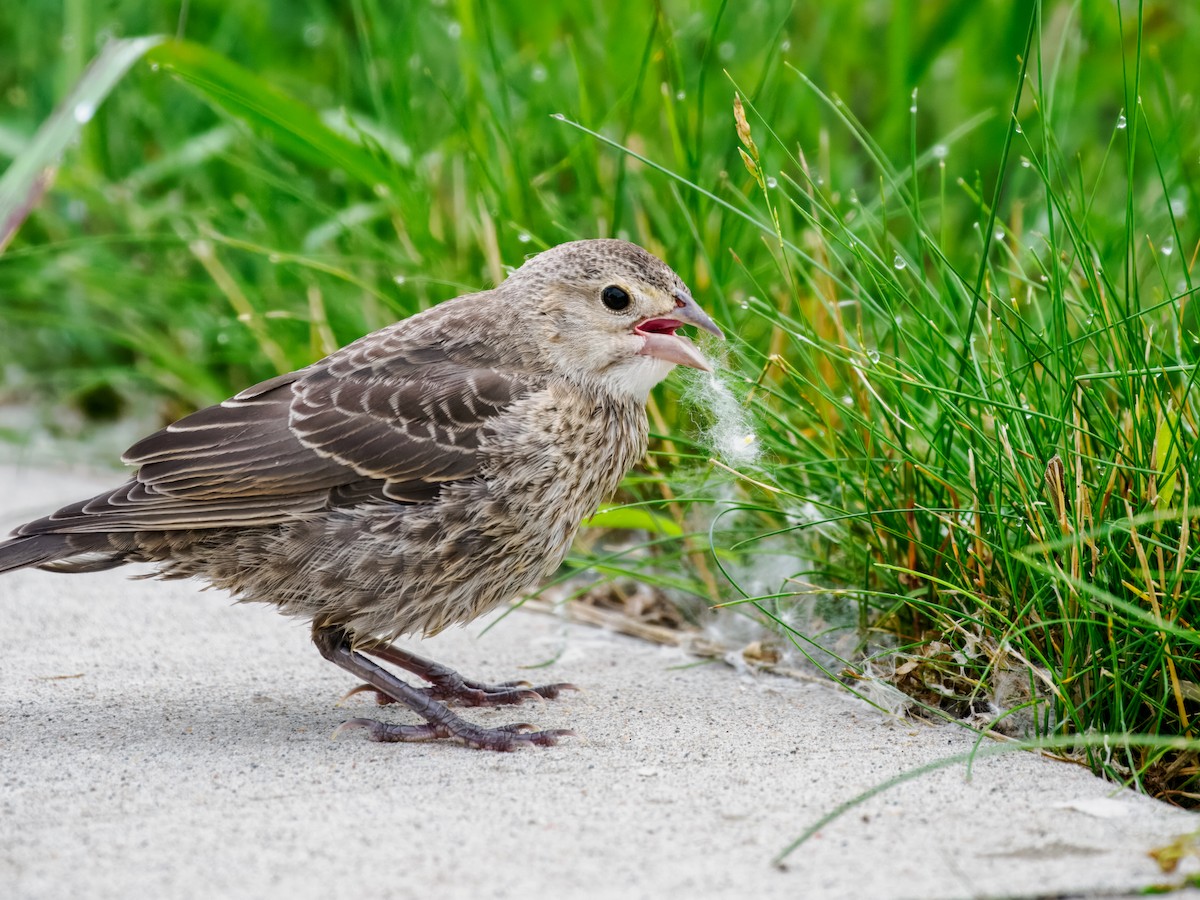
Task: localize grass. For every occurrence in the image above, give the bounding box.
[1,1,1199,803]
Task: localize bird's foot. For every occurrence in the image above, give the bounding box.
[333,716,575,751]
[341,675,578,708]
[314,627,573,752]
[354,642,578,707]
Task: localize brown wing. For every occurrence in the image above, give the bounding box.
[18,313,542,535]
[289,363,525,500]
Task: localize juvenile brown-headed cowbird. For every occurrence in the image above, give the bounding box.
[0,239,721,750]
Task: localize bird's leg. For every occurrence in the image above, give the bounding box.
[342,643,578,708]
[312,626,572,751]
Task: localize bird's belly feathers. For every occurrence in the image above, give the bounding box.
[203,386,649,641]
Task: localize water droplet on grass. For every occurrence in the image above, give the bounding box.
[893,254,906,270]
[1116,113,1127,130]
[303,23,326,46]
[765,176,777,189]
[73,102,95,124]
[518,233,532,243]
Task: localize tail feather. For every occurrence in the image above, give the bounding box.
[0,533,125,575]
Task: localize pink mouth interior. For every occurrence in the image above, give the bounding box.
[636,318,682,335]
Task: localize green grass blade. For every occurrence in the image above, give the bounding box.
[0,35,166,251]
[144,39,402,195]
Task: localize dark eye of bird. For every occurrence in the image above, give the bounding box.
[601,285,631,311]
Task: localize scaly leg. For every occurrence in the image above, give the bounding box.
[313,626,573,751]
[343,642,578,707]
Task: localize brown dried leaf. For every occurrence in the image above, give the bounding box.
[1043,453,1069,525]
[742,640,781,666]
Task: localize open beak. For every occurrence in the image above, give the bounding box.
[635,291,724,372]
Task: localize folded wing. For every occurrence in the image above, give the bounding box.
[17,321,540,535]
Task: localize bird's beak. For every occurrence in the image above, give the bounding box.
[635,291,724,373]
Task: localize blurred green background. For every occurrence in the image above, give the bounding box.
[2,1,1192,418]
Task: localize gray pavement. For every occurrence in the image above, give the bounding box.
[2,462,1198,899]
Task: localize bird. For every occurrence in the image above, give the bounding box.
[0,238,722,751]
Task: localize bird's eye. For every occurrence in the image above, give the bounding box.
[601,285,631,311]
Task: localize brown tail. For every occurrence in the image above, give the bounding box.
[0,533,127,574]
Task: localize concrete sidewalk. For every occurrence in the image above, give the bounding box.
[1,463,1198,899]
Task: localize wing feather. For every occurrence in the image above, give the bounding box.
[18,303,546,535]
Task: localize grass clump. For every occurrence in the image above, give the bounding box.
[702,6,1200,801]
[1,1,1198,801]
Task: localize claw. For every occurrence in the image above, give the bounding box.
[531,682,580,700]
[332,717,377,739]
[338,683,390,706]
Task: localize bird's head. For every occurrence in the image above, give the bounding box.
[505,239,723,399]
